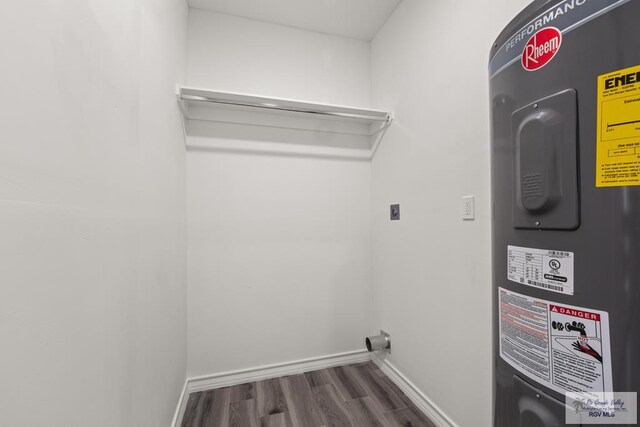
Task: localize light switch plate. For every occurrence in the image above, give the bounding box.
[462,196,475,220]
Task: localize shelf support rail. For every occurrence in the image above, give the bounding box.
[179,92,391,124]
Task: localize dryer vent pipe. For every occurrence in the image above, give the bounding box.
[365,334,390,352]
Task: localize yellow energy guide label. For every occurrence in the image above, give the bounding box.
[596,64,640,187]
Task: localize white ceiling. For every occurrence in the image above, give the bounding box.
[187,0,402,41]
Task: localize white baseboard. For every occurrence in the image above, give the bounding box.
[187,349,371,393]
[170,379,188,427]
[172,349,370,427]
[371,353,458,427]
[172,350,457,427]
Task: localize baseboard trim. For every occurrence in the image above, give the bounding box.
[371,354,458,427]
[170,379,188,427]
[172,349,370,427]
[187,349,371,393]
[172,350,458,427]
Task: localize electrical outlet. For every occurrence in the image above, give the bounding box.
[462,196,475,220]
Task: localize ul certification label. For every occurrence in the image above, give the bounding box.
[596,64,640,187]
[507,245,574,295]
[499,288,613,395]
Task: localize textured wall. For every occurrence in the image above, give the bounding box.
[370,1,533,425]
[0,1,188,425]
[186,10,373,377]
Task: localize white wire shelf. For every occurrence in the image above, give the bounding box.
[178,87,392,136]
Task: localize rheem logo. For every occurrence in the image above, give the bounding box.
[521,27,562,71]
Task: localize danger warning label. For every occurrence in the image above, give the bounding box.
[596,64,640,187]
[499,288,613,395]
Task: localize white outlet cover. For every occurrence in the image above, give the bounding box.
[462,196,475,220]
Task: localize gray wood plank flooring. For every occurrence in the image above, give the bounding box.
[229,399,259,427]
[256,378,288,418]
[181,361,436,427]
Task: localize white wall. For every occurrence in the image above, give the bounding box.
[187,9,371,106]
[0,1,187,426]
[186,10,373,377]
[370,1,531,426]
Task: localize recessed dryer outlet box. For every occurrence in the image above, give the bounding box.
[390,204,400,220]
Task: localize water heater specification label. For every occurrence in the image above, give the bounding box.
[507,245,574,295]
[499,288,613,396]
[596,63,640,187]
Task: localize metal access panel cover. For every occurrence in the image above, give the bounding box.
[512,89,579,230]
[512,376,568,427]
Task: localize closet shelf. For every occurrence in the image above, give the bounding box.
[178,87,392,136]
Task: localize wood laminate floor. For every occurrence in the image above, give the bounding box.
[181,361,436,427]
